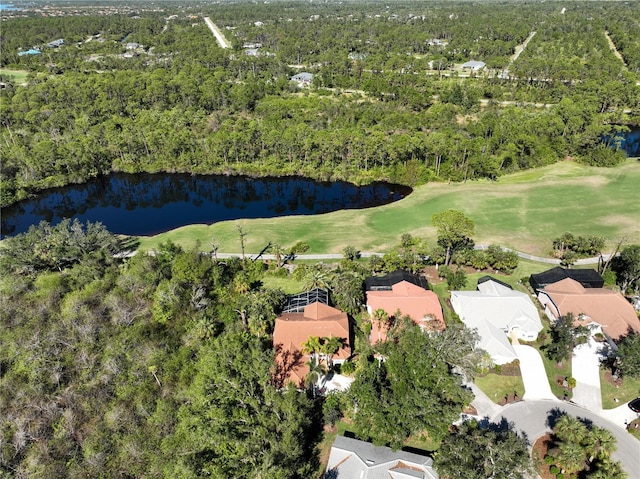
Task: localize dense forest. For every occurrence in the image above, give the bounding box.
[1,1,639,207]
[0,220,493,477]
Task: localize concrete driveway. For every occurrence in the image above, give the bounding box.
[514,345,557,401]
[571,336,604,411]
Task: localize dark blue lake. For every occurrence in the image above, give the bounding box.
[0,174,412,238]
[608,126,640,157]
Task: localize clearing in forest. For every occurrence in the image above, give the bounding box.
[604,30,627,68]
[0,68,29,85]
[137,160,640,257]
[204,17,231,49]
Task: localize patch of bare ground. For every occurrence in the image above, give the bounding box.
[532,434,556,479]
[604,31,627,67]
[462,404,478,415]
[602,369,620,387]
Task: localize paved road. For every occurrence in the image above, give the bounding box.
[492,401,640,478]
[211,248,611,265]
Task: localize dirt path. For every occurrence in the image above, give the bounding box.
[204,17,231,49]
[604,30,627,67]
[510,31,536,64]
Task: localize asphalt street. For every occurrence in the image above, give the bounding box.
[491,401,640,478]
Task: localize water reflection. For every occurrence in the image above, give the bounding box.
[1,173,412,238]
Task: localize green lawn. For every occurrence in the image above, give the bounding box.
[0,68,29,84]
[136,160,640,256]
[538,353,572,400]
[600,371,640,410]
[261,273,304,294]
[475,373,524,404]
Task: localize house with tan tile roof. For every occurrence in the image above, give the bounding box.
[273,292,351,388]
[537,278,640,342]
[365,270,444,344]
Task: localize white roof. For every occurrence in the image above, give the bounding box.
[461,60,486,69]
[291,72,313,82]
[326,436,438,479]
[451,279,542,364]
[473,318,517,365]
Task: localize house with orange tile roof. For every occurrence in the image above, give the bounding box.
[365,270,444,344]
[537,278,640,343]
[272,290,351,388]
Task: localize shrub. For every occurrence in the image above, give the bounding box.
[292,264,310,281]
[550,465,559,474]
[323,392,345,426]
[340,360,356,376]
[438,265,452,279]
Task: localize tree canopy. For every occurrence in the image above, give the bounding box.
[347,320,475,448]
[613,245,640,295]
[436,420,534,479]
[431,210,475,265]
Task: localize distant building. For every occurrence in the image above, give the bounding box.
[348,52,366,60]
[290,72,314,86]
[461,60,486,71]
[365,269,445,343]
[47,39,64,48]
[18,49,41,56]
[428,38,449,47]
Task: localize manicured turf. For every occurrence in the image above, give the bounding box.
[474,373,525,404]
[137,160,640,256]
[600,371,640,410]
[0,68,29,84]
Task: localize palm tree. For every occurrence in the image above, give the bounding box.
[305,356,327,398]
[589,457,627,478]
[584,426,616,463]
[371,308,390,342]
[554,414,588,444]
[556,441,586,476]
[301,336,323,362]
[320,336,342,369]
[270,242,286,268]
[302,269,331,291]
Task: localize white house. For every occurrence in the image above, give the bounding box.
[290,72,314,86]
[461,60,486,71]
[326,435,439,479]
[451,277,543,365]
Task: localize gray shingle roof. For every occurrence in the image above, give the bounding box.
[326,436,438,479]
